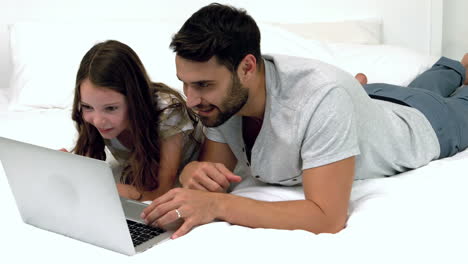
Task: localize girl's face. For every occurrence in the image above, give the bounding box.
[79,78,129,139]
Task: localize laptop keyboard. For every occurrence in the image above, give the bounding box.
[126,219,166,246]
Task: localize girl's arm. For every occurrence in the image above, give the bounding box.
[116,133,184,201]
[140,133,184,201]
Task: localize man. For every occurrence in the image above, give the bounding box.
[141,3,468,239]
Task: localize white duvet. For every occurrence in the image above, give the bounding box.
[1,109,468,263]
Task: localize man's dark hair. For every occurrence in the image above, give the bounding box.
[170,3,262,72]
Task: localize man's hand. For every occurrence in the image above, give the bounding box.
[116,183,142,201]
[141,188,221,239]
[179,161,242,192]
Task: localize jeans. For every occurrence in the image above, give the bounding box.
[364,57,468,158]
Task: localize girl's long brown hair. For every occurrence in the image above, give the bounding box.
[71,40,197,192]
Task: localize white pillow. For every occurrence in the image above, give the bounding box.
[9,22,337,111]
[327,43,439,86]
[273,19,381,45]
[8,22,183,111]
[258,23,338,65]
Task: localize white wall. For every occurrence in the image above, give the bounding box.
[442,0,468,60]
[0,0,442,89]
[0,25,10,89]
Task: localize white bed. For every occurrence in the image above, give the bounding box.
[2,0,468,263]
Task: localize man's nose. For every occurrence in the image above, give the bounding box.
[185,86,202,108]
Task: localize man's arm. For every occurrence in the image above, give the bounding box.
[199,138,237,169]
[217,156,355,232]
[141,156,355,238]
[179,138,241,192]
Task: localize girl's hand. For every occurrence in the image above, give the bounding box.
[116,183,142,201]
[58,148,68,152]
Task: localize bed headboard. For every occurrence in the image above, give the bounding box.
[0,0,443,89]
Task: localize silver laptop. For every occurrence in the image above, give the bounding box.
[0,136,173,255]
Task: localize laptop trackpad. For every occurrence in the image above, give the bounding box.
[120,197,183,231]
[120,197,147,223]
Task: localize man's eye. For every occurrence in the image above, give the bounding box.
[197,82,209,88]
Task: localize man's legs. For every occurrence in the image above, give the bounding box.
[355,55,468,158]
[445,86,468,154]
[361,82,465,159]
[356,55,468,96]
[407,55,467,97]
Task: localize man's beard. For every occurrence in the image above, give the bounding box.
[200,74,249,127]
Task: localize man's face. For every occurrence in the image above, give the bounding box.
[176,56,248,127]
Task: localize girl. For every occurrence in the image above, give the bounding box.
[70,40,203,201]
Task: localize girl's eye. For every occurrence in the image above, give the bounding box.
[106,106,118,111]
[81,105,92,111]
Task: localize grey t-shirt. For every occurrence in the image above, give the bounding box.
[206,54,440,184]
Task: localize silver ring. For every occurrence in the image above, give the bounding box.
[175,209,182,219]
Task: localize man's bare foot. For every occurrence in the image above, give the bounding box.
[462,53,468,85]
[355,73,368,85]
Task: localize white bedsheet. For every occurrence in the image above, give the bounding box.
[0,109,76,149]
[1,110,468,263]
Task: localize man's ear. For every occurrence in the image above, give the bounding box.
[237,54,257,82]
